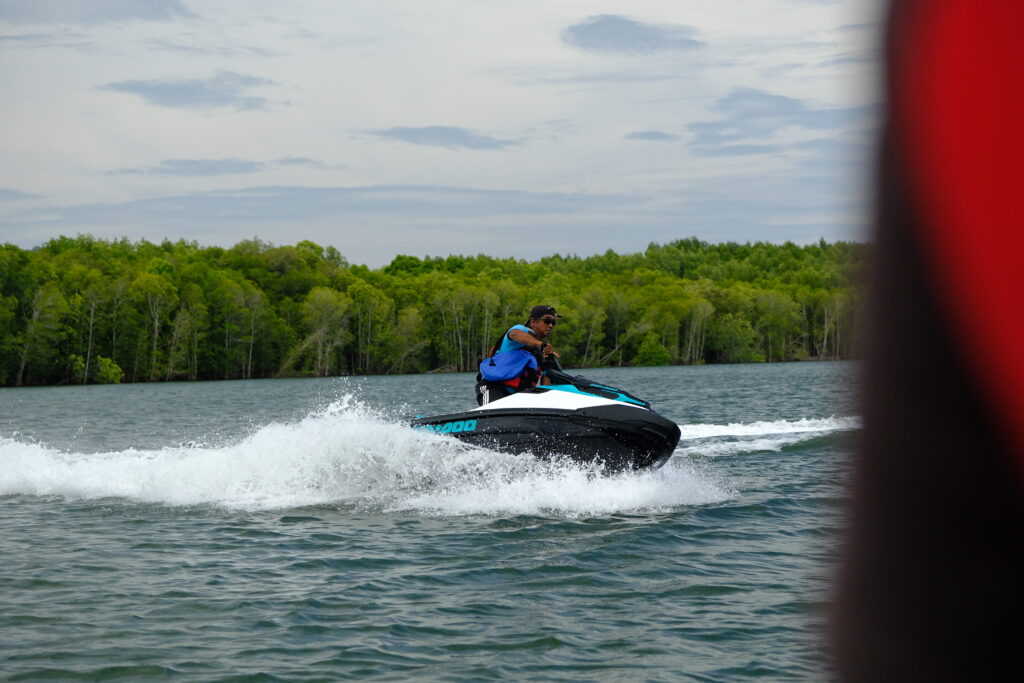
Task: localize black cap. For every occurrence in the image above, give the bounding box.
[529,305,560,319]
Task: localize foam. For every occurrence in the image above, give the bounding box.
[392,457,731,517]
[0,398,731,515]
[676,416,859,458]
[678,416,860,440]
[0,402,859,514]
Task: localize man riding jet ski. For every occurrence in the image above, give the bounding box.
[412,305,681,471]
[475,304,561,405]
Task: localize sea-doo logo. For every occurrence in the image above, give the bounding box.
[415,419,477,434]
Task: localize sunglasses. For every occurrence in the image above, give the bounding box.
[539,317,557,326]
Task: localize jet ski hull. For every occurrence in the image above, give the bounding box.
[410,402,681,471]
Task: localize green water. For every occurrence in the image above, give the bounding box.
[1,362,858,680]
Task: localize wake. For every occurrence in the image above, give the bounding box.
[677,416,860,458]
[0,401,857,515]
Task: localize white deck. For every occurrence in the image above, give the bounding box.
[471,388,646,413]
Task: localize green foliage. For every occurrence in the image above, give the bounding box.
[94,356,124,384]
[705,313,761,363]
[68,354,86,383]
[0,235,863,385]
[633,332,672,366]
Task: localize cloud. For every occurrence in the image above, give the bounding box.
[144,38,279,58]
[108,157,342,176]
[562,15,702,54]
[0,32,93,50]
[688,88,865,156]
[274,157,320,167]
[492,65,676,87]
[8,185,630,225]
[99,71,274,110]
[111,159,266,177]
[365,126,519,150]
[697,144,781,157]
[625,130,679,142]
[0,188,36,200]
[0,184,639,256]
[0,0,194,25]
[271,156,346,171]
[819,49,880,66]
[836,23,878,33]
[0,182,867,267]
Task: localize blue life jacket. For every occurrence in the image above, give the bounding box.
[479,347,538,382]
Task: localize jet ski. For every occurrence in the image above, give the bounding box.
[409,366,681,471]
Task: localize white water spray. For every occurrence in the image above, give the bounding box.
[0,401,856,514]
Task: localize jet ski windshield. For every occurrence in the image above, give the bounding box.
[540,368,651,409]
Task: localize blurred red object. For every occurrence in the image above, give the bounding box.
[834,1,1024,680]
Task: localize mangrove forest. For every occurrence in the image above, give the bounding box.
[0,235,864,386]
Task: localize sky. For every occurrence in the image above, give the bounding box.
[0,0,882,267]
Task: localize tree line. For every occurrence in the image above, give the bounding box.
[0,235,864,386]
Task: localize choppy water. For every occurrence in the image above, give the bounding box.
[1,362,858,681]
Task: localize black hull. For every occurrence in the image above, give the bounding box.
[411,404,681,471]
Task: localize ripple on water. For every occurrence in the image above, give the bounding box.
[0,363,858,681]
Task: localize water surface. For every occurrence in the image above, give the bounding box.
[1,362,858,680]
